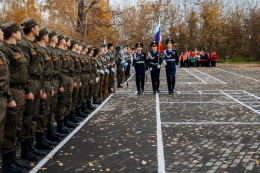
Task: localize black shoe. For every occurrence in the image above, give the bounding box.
[108,89,113,93]
[171,89,175,93]
[57,121,72,134]
[137,91,141,94]
[64,116,78,128]
[35,133,54,150]
[11,151,31,169]
[168,91,172,94]
[69,110,81,123]
[117,84,123,88]
[29,138,47,157]
[2,152,26,173]
[157,89,160,93]
[153,91,157,94]
[97,99,103,103]
[87,101,96,110]
[81,103,91,114]
[76,107,88,118]
[46,126,63,142]
[93,100,102,105]
[43,132,58,146]
[21,140,40,161]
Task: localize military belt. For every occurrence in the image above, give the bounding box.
[137,61,145,64]
[52,75,60,80]
[150,62,158,65]
[9,84,24,90]
[30,75,40,80]
[166,59,176,62]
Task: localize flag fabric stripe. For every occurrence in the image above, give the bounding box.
[154,22,163,51]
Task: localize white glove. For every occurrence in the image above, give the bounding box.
[100,69,105,75]
[164,60,167,66]
[145,70,148,74]
[175,65,178,68]
[132,67,135,73]
[121,60,125,64]
[95,77,100,83]
[157,64,161,69]
[97,70,100,73]
[150,67,153,71]
[122,67,124,71]
[125,63,128,66]
[111,68,115,73]
[105,69,110,74]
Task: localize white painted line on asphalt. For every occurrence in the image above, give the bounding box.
[243,91,260,100]
[161,122,260,125]
[30,94,114,173]
[160,101,238,104]
[220,91,260,115]
[156,93,166,173]
[194,69,227,84]
[183,68,208,84]
[215,68,260,82]
[198,91,203,94]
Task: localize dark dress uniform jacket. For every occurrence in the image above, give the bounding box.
[148,50,162,69]
[133,52,148,71]
[163,49,179,68]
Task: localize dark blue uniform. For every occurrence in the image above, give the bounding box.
[133,52,147,93]
[163,49,179,93]
[147,50,162,93]
[123,52,131,78]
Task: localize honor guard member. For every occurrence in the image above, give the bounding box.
[0,21,32,172]
[115,47,123,88]
[124,46,131,78]
[132,43,148,94]
[46,30,65,141]
[93,47,103,104]
[18,18,49,161]
[100,44,109,99]
[163,38,179,94]
[107,43,116,93]
[147,41,162,94]
[35,27,58,149]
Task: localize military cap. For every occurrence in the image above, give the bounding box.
[21,18,41,29]
[0,23,3,28]
[1,21,24,35]
[48,29,57,39]
[100,43,107,48]
[150,41,158,47]
[166,38,174,45]
[38,27,48,38]
[57,33,65,41]
[70,39,78,47]
[64,35,71,42]
[87,45,92,48]
[136,42,143,48]
[82,43,88,49]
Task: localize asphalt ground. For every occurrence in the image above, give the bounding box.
[2,63,260,173]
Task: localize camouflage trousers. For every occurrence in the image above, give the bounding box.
[1,88,25,154]
[50,78,60,123]
[77,73,91,105]
[72,75,81,111]
[93,73,100,101]
[117,63,123,84]
[0,96,7,147]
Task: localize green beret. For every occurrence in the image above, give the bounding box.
[21,18,41,29]
[1,21,24,35]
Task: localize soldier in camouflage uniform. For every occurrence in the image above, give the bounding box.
[100,44,110,100]
[18,18,49,161]
[55,34,73,134]
[0,21,31,172]
[35,27,58,148]
[116,47,123,88]
[45,30,65,141]
[107,43,115,94]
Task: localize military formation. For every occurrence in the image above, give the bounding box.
[0,18,116,173]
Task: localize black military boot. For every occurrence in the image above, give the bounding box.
[108,88,113,94]
[97,99,103,103]
[93,99,101,104]
[42,132,58,146]
[81,103,91,114]
[21,139,40,161]
[35,133,54,150]
[46,125,64,142]
[87,101,96,111]
[29,138,47,157]
[64,116,78,128]
[117,83,123,88]
[11,151,31,169]
[76,107,88,118]
[2,152,26,173]
[69,110,82,123]
[57,120,72,134]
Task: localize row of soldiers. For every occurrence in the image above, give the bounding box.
[0,18,116,173]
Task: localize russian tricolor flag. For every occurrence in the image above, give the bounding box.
[154,21,163,51]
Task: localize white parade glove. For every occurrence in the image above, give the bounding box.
[100,69,105,74]
[132,67,135,73]
[145,70,148,74]
[157,64,161,69]
[164,60,167,66]
[95,77,100,83]
[175,65,178,68]
[150,67,153,71]
[97,69,100,73]
[111,68,115,73]
[122,67,124,71]
[106,69,110,74]
[121,60,125,64]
